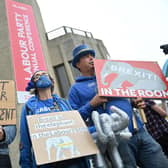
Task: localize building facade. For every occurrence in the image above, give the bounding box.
[0,0,109,167]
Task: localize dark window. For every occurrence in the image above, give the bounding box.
[54,65,70,98]
[69,61,81,78]
[54,62,81,98]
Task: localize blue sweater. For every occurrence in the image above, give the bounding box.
[68,76,143,133]
[20,94,88,168]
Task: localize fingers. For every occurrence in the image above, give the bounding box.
[90,94,108,107]
[132,97,146,109]
[137,102,146,109]
[0,126,4,140]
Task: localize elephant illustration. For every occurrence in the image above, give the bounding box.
[100,61,166,90]
[45,136,80,160]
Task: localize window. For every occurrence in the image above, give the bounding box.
[54,62,81,98]
[69,61,81,78]
[54,65,70,98]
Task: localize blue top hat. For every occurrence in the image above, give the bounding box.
[72,44,95,68]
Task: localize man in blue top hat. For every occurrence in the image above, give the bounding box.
[68,44,168,168]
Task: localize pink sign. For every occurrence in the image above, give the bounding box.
[94,59,168,99]
[6,0,47,102]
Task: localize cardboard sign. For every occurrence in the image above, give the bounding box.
[0,80,16,125]
[27,111,99,165]
[6,0,47,103]
[94,59,168,99]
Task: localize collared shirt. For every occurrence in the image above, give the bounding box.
[144,100,168,140]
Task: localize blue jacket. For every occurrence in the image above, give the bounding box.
[68,76,143,133]
[20,94,89,168]
[0,125,16,155]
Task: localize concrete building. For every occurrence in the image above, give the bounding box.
[46,26,110,98]
[0,0,109,167]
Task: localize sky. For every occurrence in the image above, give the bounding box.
[36,0,168,69]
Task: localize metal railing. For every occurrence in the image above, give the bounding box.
[46,26,94,40]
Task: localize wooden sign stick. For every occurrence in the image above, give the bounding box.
[132,112,138,130]
[139,108,147,123]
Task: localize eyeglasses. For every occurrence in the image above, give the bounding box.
[33,72,49,81]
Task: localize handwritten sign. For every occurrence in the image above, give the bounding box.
[94,59,168,99]
[0,80,16,125]
[27,111,98,165]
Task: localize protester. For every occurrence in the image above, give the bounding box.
[131,97,168,157]
[68,44,168,168]
[19,70,89,168]
[0,125,16,168]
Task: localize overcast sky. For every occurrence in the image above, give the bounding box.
[36,0,168,69]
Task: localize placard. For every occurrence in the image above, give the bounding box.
[27,111,98,165]
[94,59,168,99]
[0,80,16,125]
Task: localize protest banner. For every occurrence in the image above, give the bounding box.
[94,59,168,99]
[27,110,99,165]
[6,0,47,103]
[0,80,16,125]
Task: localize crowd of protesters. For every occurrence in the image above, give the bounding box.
[2,44,168,168]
